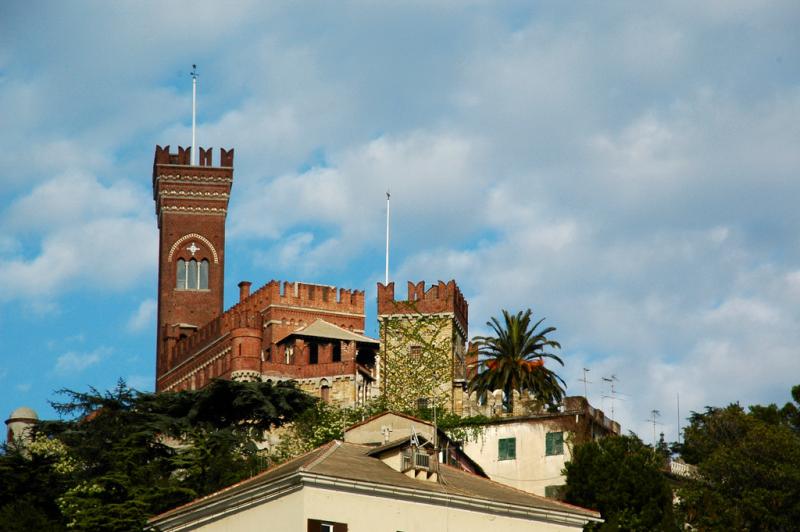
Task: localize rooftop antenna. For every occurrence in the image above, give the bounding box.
[191,64,198,166]
[579,368,592,401]
[385,190,391,285]
[647,409,662,446]
[601,375,620,420]
[677,392,681,445]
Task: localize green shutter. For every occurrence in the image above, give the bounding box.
[546,432,564,456]
[498,437,516,460]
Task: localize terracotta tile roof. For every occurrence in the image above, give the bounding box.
[153,439,599,524]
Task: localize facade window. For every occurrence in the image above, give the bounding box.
[546,431,564,456]
[416,397,429,411]
[309,342,318,364]
[409,345,422,357]
[499,437,516,460]
[321,385,330,403]
[176,258,209,290]
[332,342,341,362]
[307,519,347,532]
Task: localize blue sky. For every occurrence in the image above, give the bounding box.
[1,1,799,442]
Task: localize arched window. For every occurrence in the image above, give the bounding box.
[176,259,186,288]
[176,259,211,290]
[187,259,198,289]
[199,259,209,289]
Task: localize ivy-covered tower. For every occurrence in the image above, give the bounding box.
[377,280,469,413]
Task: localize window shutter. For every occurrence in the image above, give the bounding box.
[546,432,564,456]
[307,519,321,532]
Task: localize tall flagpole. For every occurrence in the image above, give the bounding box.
[191,64,198,165]
[385,190,391,284]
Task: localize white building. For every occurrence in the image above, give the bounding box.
[461,397,619,497]
[149,438,601,531]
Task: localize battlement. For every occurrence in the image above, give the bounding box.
[228,280,365,316]
[377,280,468,332]
[170,309,262,364]
[153,145,234,168]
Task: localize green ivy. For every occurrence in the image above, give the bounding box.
[380,309,454,411]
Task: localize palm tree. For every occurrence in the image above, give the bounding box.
[468,309,566,411]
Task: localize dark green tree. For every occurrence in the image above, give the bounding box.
[675,388,800,530]
[18,378,316,531]
[468,309,566,409]
[563,434,677,531]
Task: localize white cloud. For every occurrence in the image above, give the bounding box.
[127,299,156,333]
[1,2,799,444]
[53,347,111,375]
[0,173,157,303]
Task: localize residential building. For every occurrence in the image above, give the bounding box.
[149,439,602,531]
[460,396,620,497]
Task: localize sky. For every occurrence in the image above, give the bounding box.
[1,1,799,443]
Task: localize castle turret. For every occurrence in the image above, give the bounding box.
[153,145,233,391]
[5,406,38,448]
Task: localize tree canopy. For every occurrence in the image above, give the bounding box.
[468,309,566,408]
[0,378,315,531]
[563,433,677,531]
[674,385,800,530]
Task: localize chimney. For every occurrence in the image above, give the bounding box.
[238,281,252,302]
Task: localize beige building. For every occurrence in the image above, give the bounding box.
[460,397,620,498]
[149,438,601,531]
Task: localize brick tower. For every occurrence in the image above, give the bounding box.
[377,280,469,413]
[153,145,233,389]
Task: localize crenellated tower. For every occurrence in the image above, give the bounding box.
[153,145,233,390]
[377,280,469,413]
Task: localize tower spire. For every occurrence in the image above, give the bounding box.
[191,64,198,166]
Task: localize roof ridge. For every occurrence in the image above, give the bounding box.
[301,439,342,471]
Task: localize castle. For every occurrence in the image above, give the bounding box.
[152,144,469,409]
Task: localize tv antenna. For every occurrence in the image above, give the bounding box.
[601,375,622,420]
[190,64,198,165]
[578,368,592,401]
[646,409,662,446]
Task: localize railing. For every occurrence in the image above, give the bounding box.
[667,460,699,479]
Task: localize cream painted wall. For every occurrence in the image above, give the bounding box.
[190,489,304,532]
[302,485,584,532]
[462,421,572,497]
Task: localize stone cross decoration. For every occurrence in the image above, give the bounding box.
[187,242,200,256]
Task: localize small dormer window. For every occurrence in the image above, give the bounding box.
[176,258,209,290]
